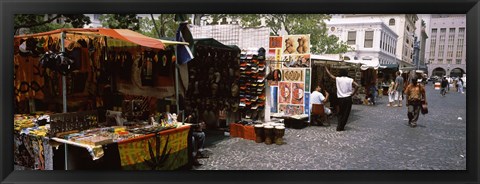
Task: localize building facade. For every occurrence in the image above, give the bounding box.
[425,14,466,77]
[83,14,103,28]
[326,20,398,66]
[415,14,430,72]
[331,14,419,68]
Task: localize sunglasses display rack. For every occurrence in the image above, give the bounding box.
[49,110,99,137]
[238,48,267,121]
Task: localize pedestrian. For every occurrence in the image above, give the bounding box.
[440,77,448,96]
[310,84,332,126]
[324,66,359,131]
[457,78,464,94]
[404,76,427,127]
[393,71,404,107]
[387,80,395,106]
[446,76,451,92]
[368,84,377,105]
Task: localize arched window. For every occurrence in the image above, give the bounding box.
[343,56,351,60]
[389,18,395,26]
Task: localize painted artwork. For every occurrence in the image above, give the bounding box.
[278,104,288,114]
[304,92,310,114]
[305,69,311,92]
[281,54,310,68]
[267,49,277,61]
[286,105,304,116]
[278,82,291,104]
[282,68,304,82]
[281,35,311,55]
[269,36,283,49]
[270,86,278,113]
[291,83,305,105]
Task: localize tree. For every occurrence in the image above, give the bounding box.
[14,14,91,35]
[99,14,140,30]
[205,14,350,54]
[139,14,177,38]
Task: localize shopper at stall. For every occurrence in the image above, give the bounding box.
[324,66,359,131]
[404,76,427,127]
[182,112,209,166]
[310,84,331,126]
[394,71,404,107]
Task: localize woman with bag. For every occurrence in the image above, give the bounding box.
[404,76,427,128]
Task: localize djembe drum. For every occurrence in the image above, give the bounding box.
[264,125,274,145]
[254,124,265,143]
[274,126,285,145]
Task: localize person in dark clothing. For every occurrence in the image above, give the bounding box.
[181,112,209,166]
[324,66,359,131]
[440,77,448,96]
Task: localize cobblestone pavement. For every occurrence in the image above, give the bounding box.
[196,83,466,170]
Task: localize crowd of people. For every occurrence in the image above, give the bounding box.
[309,68,444,130]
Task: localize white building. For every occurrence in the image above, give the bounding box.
[326,20,398,67]
[425,14,466,77]
[414,14,430,72]
[331,14,419,68]
[83,14,103,28]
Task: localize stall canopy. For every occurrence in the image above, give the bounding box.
[344,58,386,70]
[14,28,166,50]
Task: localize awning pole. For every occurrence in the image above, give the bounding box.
[174,47,180,116]
[60,31,68,171]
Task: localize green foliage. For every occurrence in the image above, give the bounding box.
[206,14,350,54]
[14,14,90,35]
[99,14,140,30]
[139,14,177,38]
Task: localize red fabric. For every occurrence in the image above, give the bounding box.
[229,123,255,141]
[14,28,165,50]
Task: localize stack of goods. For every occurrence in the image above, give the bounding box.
[238,48,267,120]
[49,111,99,137]
[14,114,37,132]
[185,46,240,127]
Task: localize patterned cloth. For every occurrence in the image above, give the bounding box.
[14,134,54,170]
[117,125,190,170]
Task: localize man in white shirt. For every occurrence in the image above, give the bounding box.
[325,66,359,131]
[310,84,331,126]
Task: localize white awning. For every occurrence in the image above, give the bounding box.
[344,58,386,70]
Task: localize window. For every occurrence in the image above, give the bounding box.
[438,45,444,58]
[438,59,443,64]
[389,18,395,26]
[347,31,356,45]
[447,59,452,64]
[456,59,461,64]
[456,28,465,57]
[430,29,437,58]
[429,59,434,64]
[364,31,374,48]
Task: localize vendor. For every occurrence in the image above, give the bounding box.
[179,111,209,166]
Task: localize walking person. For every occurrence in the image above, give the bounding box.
[387,80,395,106]
[404,76,427,127]
[441,77,448,96]
[393,71,404,107]
[457,78,464,94]
[310,84,332,126]
[325,66,359,131]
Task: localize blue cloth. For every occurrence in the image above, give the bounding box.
[175,22,194,65]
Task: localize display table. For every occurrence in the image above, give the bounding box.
[229,123,255,141]
[271,114,309,129]
[15,125,193,170]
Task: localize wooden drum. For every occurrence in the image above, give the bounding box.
[274,126,285,145]
[264,125,274,145]
[254,124,265,143]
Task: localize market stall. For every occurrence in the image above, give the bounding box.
[13,28,194,170]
